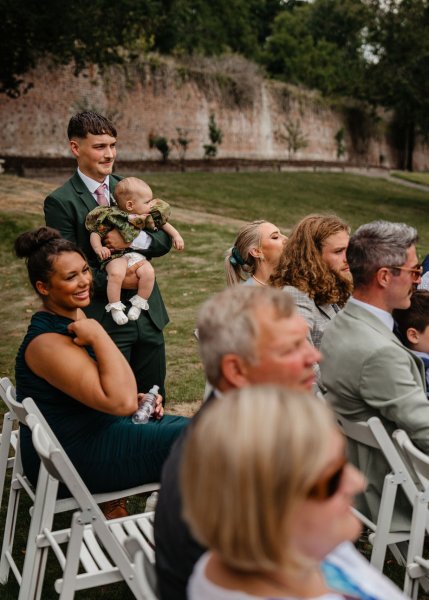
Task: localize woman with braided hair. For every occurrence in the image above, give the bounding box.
[225,221,287,287]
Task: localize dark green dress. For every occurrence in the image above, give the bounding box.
[15,312,189,494]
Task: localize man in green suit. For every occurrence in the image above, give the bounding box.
[321,220,427,531]
[44,111,171,398]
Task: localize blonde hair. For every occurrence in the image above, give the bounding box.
[225,220,267,286]
[181,386,335,573]
[114,177,153,211]
[271,214,352,306]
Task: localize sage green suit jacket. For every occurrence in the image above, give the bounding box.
[320,300,429,531]
[44,172,170,329]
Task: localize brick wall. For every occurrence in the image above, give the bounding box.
[1,58,428,170]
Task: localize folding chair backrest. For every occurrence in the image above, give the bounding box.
[393,430,429,490]
[335,414,417,505]
[124,536,159,600]
[23,397,105,521]
[335,413,380,448]
[0,378,20,510]
[0,377,29,425]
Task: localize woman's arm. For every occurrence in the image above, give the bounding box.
[25,319,138,416]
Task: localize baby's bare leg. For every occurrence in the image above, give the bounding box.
[105,257,129,325]
[106,256,128,304]
[128,262,155,320]
[136,261,155,300]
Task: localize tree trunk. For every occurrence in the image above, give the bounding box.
[405,121,415,172]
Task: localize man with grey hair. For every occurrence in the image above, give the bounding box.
[321,220,427,530]
[155,285,321,600]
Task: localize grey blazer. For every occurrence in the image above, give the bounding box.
[282,286,338,349]
[321,300,429,531]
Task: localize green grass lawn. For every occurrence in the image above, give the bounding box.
[1,170,429,598]
[391,171,429,187]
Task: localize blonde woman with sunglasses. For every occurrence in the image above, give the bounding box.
[181,387,408,600]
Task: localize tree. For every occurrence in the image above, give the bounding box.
[154,0,284,58]
[277,120,308,159]
[0,0,160,96]
[364,0,429,170]
[1,0,286,96]
[262,0,368,96]
[149,132,171,161]
[203,113,223,158]
[171,128,192,161]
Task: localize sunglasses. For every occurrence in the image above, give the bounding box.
[385,265,423,283]
[307,457,348,501]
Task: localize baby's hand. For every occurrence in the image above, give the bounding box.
[173,235,185,251]
[97,247,111,260]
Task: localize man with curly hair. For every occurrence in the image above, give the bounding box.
[271,214,352,391]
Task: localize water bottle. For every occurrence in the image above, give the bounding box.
[132,385,159,424]
[145,491,159,512]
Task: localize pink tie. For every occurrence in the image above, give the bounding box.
[95,183,109,206]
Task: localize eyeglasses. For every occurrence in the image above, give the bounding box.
[307,457,348,501]
[386,265,423,282]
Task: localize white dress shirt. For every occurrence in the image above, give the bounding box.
[348,296,394,331]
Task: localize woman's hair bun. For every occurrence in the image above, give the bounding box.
[14,226,62,258]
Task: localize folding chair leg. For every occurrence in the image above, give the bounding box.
[388,543,406,567]
[369,474,397,570]
[0,413,14,509]
[18,469,59,600]
[403,497,428,599]
[0,470,23,583]
[58,512,86,600]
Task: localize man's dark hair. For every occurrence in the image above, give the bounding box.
[393,290,429,348]
[67,111,117,140]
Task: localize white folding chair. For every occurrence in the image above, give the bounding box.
[0,378,19,511]
[393,429,429,599]
[124,532,159,599]
[335,413,416,570]
[0,377,38,587]
[24,396,159,599]
[0,377,159,599]
[192,329,213,402]
[0,415,18,511]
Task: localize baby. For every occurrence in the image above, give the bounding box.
[393,290,429,397]
[85,177,184,325]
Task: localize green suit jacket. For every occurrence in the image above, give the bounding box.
[320,300,429,531]
[44,172,170,330]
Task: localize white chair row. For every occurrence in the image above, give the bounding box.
[336,412,429,597]
[0,377,160,599]
[394,429,429,599]
[335,414,414,570]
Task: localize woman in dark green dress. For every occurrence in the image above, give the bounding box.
[15,226,189,517]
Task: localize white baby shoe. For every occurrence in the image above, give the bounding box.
[106,301,128,325]
[127,294,150,321]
